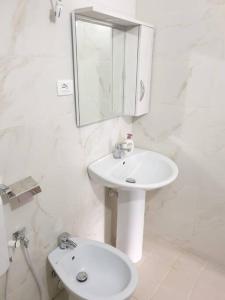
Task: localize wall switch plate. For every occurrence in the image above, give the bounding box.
[57,80,74,96]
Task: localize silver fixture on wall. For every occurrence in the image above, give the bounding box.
[7,227,43,300]
[49,0,63,23]
[0,176,41,202]
[54,0,63,18]
[12,227,29,248]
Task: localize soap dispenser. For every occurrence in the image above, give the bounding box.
[125,133,134,153]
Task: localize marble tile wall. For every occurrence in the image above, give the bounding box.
[135,0,225,266]
[0,1,135,299]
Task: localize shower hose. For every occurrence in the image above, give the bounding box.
[4,242,43,300]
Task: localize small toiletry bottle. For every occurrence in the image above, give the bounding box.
[125,133,134,153]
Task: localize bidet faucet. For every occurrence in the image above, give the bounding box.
[58,232,77,250]
[113,142,130,159]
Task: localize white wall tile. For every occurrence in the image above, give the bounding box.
[0,0,135,299]
[136,0,225,266]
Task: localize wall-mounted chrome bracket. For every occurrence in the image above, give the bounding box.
[0,176,41,202]
[12,227,29,248]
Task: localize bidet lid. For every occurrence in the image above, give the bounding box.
[48,238,138,300]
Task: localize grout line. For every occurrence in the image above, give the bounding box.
[186,261,208,300]
[149,252,182,300]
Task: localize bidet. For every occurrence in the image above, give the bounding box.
[48,237,138,300]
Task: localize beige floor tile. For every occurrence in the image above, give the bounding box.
[133,240,180,300]
[150,287,182,300]
[134,236,225,300]
[151,251,206,300]
[190,264,225,300]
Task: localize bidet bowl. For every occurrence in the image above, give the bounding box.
[48,238,138,300]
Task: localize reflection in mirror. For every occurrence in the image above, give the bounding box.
[74,18,125,126]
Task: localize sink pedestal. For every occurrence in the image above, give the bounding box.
[116,190,145,263]
[88,148,178,263]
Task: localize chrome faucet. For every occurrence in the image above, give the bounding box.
[13,227,29,248]
[58,232,77,250]
[113,142,131,159]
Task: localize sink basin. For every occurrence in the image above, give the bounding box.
[48,238,138,300]
[88,148,178,263]
[88,148,178,191]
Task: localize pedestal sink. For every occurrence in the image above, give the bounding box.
[88,148,178,263]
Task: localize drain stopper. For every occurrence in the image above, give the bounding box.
[76,271,88,283]
[126,178,136,184]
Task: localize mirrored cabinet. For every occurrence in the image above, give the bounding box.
[71,6,154,127]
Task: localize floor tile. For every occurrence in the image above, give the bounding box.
[190,264,225,300]
[151,251,206,299]
[134,237,225,300]
[133,239,180,299]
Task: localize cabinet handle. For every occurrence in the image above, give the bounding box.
[140,80,145,102]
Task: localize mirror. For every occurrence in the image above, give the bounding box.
[72,8,154,126]
[73,17,125,127]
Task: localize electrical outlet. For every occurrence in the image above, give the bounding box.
[57,80,73,96]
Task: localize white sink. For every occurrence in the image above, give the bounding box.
[88,148,178,191]
[48,238,138,300]
[88,148,178,262]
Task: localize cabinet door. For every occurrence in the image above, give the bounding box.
[135,25,154,116]
[124,26,139,116]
